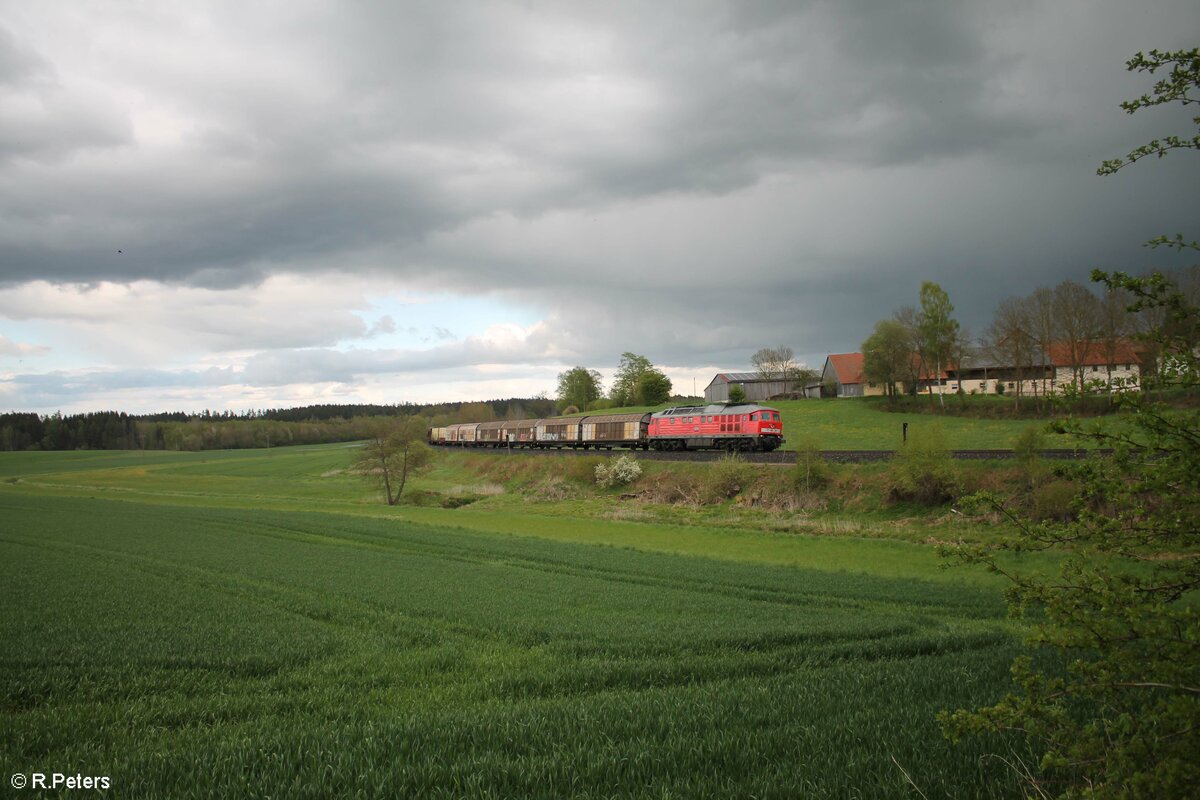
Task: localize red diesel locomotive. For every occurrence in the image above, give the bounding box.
[429,403,784,452]
[647,404,784,451]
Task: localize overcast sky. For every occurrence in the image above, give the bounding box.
[1,1,1197,414]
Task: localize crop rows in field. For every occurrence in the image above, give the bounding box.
[0,494,1031,798]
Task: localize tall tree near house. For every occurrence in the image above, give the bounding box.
[949,326,974,405]
[1097,284,1137,395]
[609,352,654,407]
[1025,286,1058,404]
[633,368,672,405]
[893,305,924,395]
[986,296,1039,407]
[352,417,434,506]
[1051,280,1103,390]
[861,319,912,402]
[556,366,603,411]
[916,281,960,409]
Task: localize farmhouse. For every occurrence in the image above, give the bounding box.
[820,340,1143,399]
[947,340,1144,395]
[704,372,795,403]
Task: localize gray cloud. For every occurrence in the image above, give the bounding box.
[1,1,1198,411]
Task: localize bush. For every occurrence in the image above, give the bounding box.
[890,426,958,506]
[792,438,831,493]
[704,453,754,500]
[1011,425,1047,482]
[594,454,642,488]
[1029,479,1077,522]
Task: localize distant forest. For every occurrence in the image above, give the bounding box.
[0,398,559,452]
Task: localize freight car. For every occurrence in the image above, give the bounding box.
[429,403,784,452]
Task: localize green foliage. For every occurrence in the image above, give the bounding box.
[943,52,1200,782]
[704,453,754,500]
[890,426,958,506]
[917,281,960,408]
[792,438,831,493]
[727,383,747,403]
[1011,426,1046,472]
[563,455,604,484]
[1096,48,1200,175]
[862,318,915,401]
[556,366,603,411]
[634,368,672,405]
[1028,479,1077,523]
[351,416,435,505]
[609,352,654,406]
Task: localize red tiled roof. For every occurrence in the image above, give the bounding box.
[1046,340,1143,367]
[828,351,951,385]
[826,352,864,384]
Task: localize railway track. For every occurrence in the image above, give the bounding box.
[435,446,1107,464]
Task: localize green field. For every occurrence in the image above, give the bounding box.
[772,399,1060,450]
[0,445,1036,797]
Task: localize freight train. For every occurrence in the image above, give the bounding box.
[428,403,785,452]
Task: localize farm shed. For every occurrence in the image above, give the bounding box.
[820,353,877,397]
[704,372,794,403]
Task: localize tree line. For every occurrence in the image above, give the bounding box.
[0,397,559,452]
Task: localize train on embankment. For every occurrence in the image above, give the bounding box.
[428,403,785,452]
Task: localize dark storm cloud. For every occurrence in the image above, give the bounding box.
[1,0,1198,409]
[0,25,131,164]
[7,1,1191,288]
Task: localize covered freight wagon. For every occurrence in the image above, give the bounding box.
[535,418,580,448]
[580,413,649,449]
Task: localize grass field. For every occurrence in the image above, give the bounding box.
[0,445,1038,797]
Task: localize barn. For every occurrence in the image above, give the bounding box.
[819,353,888,398]
[703,372,794,403]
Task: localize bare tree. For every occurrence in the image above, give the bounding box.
[751,346,796,379]
[1025,286,1058,403]
[1097,284,1136,395]
[1051,280,1103,390]
[985,296,1039,407]
[893,305,923,395]
[751,346,817,393]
